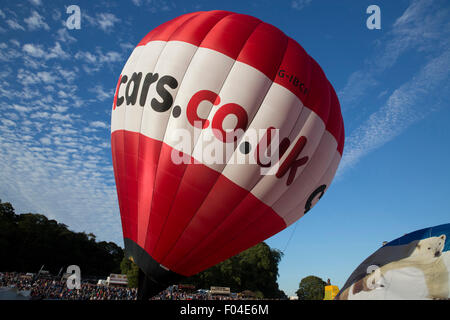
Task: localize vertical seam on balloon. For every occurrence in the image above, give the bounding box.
[161,24,289,268]
[154,17,266,264]
[281,80,344,224]
[269,80,335,222]
[118,45,148,246]
[135,11,204,258]
[282,125,343,222]
[250,58,332,210]
[147,11,236,257]
[139,11,208,256]
[172,45,328,273]
[132,41,177,268]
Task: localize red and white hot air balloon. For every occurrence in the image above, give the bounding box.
[111,10,344,299]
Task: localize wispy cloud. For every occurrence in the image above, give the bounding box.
[337,0,450,176]
[55,28,77,43]
[339,0,449,112]
[339,49,450,175]
[84,12,121,33]
[22,42,69,60]
[90,85,114,102]
[6,18,25,31]
[28,0,42,6]
[24,10,50,30]
[130,0,175,12]
[291,0,312,11]
[74,48,123,74]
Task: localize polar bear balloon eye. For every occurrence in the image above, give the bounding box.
[428,247,431,250]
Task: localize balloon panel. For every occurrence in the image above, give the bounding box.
[111,11,344,279]
[336,223,450,300]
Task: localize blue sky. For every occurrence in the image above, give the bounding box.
[0,0,449,297]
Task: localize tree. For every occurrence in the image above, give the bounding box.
[0,199,124,277]
[186,242,284,298]
[120,257,139,288]
[296,275,327,300]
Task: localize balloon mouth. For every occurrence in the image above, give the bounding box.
[124,238,185,299]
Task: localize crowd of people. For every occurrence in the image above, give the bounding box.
[0,272,137,300]
[151,286,243,300]
[0,272,249,300]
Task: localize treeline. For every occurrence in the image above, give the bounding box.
[0,200,123,277]
[1,199,286,298]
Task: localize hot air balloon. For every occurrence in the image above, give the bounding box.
[111,10,345,299]
[335,223,450,300]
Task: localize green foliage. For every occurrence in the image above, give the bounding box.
[120,257,139,288]
[186,242,284,298]
[296,275,327,300]
[0,199,123,277]
[0,199,286,295]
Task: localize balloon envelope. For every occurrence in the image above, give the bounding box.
[111,10,344,285]
[336,223,450,300]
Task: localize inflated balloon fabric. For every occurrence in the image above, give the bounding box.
[111,10,344,279]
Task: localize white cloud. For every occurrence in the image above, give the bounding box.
[1,119,16,127]
[22,43,45,58]
[90,120,109,129]
[55,28,77,43]
[99,51,122,64]
[97,13,120,32]
[10,39,20,47]
[12,104,28,113]
[90,85,113,102]
[40,137,51,145]
[47,42,70,60]
[24,10,50,30]
[74,48,123,74]
[22,42,69,60]
[291,0,312,11]
[37,71,58,83]
[84,12,120,33]
[28,0,42,6]
[6,19,25,31]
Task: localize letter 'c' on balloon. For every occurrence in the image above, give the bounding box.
[111,10,345,289]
